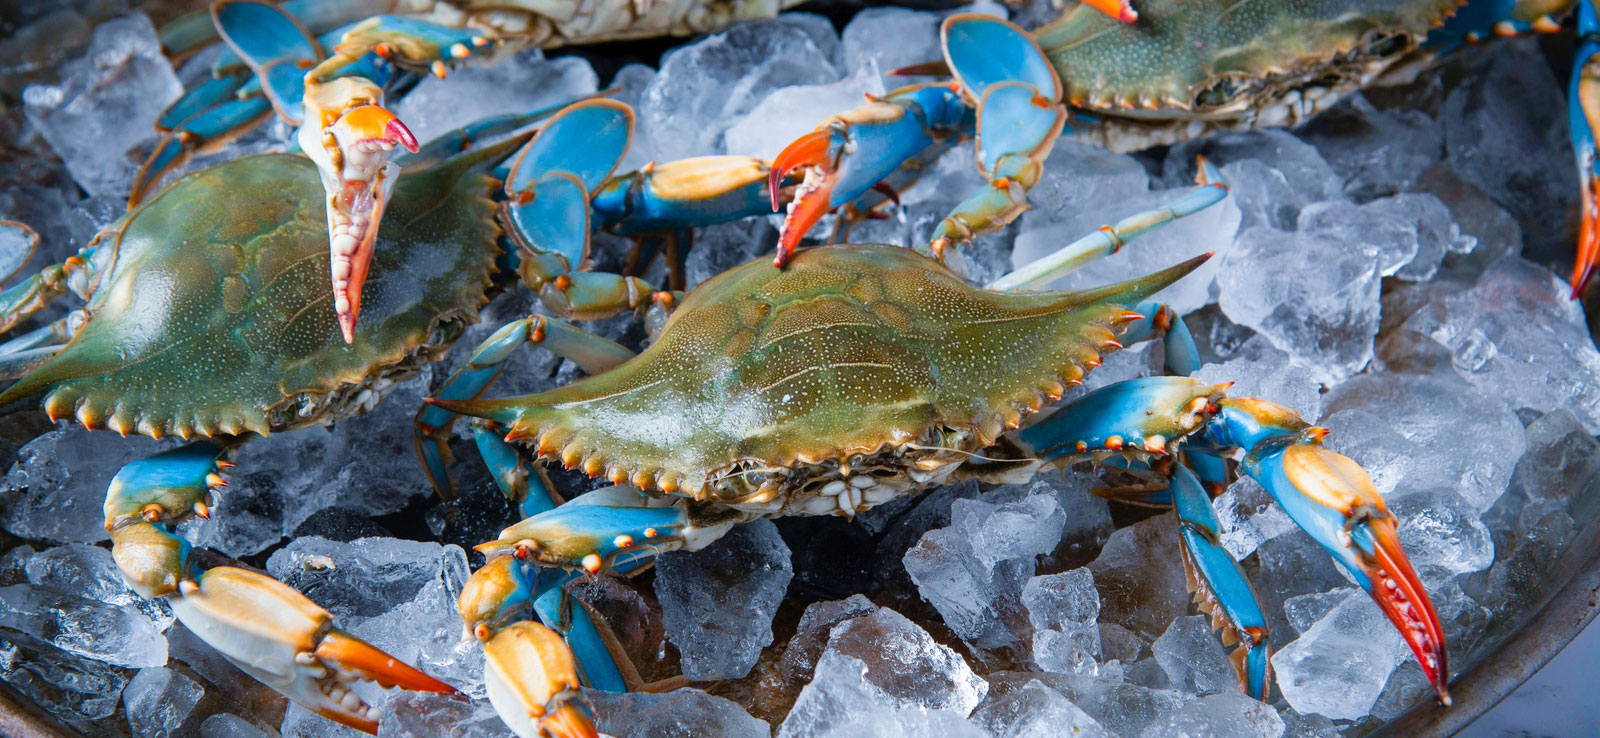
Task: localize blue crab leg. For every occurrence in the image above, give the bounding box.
[988,157,1228,291]
[592,156,780,236]
[498,100,661,319]
[1571,0,1600,294]
[767,81,974,265]
[159,0,392,58]
[1202,397,1450,704]
[1171,460,1273,698]
[415,315,634,495]
[133,96,276,205]
[917,14,1069,261]
[104,444,457,734]
[1013,377,1452,704]
[1118,300,1201,376]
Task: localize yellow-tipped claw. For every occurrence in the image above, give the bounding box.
[483,622,599,738]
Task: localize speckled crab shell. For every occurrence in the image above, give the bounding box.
[1034,0,1462,148]
[0,138,521,439]
[468,244,1201,500]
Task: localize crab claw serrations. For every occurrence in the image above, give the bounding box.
[483,621,600,738]
[169,566,457,734]
[296,79,420,344]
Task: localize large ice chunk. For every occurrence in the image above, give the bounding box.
[123,666,205,737]
[971,679,1114,738]
[1136,691,1286,738]
[589,688,771,738]
[1152,615,1236,697]
[904,491,1065,653]
[1216,226,1382,382]
[1022,569,1101,675]
[655,518,793,680]
[2,425,165,544]
[1271,589,1406,720]
[20,13,182,200]
[1087,513,1189,641]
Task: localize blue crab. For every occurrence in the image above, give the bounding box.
[0,75,806,735]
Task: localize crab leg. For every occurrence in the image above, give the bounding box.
[989,157,1228,291]
[414,314,634,495]
[1571,0,1600,294]
[104,444,457,734]
[1012,377,1451,705]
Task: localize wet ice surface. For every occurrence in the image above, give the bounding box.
[0,6,1597,738]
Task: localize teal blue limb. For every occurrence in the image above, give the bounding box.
[531,586,627,691]
[0,317,72,356]
[1187,449,1230,490]
[258,57,310,123]
[133,96,275,204]
[989,158,1228,291]
[506,101,633,193]
[818,84,971,211]
[471,419,564,519]
[104,443,228,527]
[416,317,634,494]
[1016,376,1223,461]
[407,95,607,171]
[0,345,64,382]
[503,173,592,270]
[1119,301,1200,376]
[493,504,689,570]
[592,165,776,235]
[158,73,249,131]
[213,1,319,71]
[974,82,1063,175]
[942,13,1058,99]
[1170,462,1272,699]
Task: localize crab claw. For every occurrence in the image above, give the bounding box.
[483,621,600,738]
[298,99,420,343]
[170,566,457,734]
[1570,41,1600,296]
[1241,429,1450,706]
[769,128,839,267]
[1081,0,1138,23]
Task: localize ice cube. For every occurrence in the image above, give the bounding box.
[1087,513,1189,641]
[1441,39,1577,263]
[1136,691,1285,738]
[1387,491,1495,586]
[0,584,167,667]
[971,679,1114,738]
[823,605,988,714]
[641,18,840,162]
[842,7,943,81]
[1152,615,1236,697]
[904,491,1066,653]
[2,425,166,544]
[1399,257,1600,434]
[390,50,599,145]
[266,536,478,690]
[201,714,280,738]
[1271,589,1406,720]
[779,594,878,687]
[1212,475,1296,561]
[589,688,771,738]
[378,691,506,738]
[1323,372,1525,513]
[1192,337,1322,421]
[23,542,172,629]
[655,518,793,681]
[1163,129,1342,229]
[777,651,985,738]
[0,628,130,731]
[1516,409,1600,504]
[123,666,206,737]
[723,71,885,160]
[1022,568,1099,631]
[1296,92,1442,202]
[1216,226,1382,382]
[20,13,182,200]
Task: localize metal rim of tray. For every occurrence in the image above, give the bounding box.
[0,524,1596,738]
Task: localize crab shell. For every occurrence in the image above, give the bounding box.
[1035,0,1463,149]
[0,138,522,439]
[467,244,1200,510]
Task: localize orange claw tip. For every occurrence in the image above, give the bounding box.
[542,703,600,738]
[1364,518,1451,706]
[338,105,420,154]
[770,128,833,210]
[314,630,460,695]
[1080,0,1138,22]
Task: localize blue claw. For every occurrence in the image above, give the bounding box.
[478,497,691,573]
[592,156,777,235]
[104,442,229,527]
[1015,376,1231,461]
[1120,301,1200,376]
[1208,398,1452,704]
[1170,462,1271,699]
